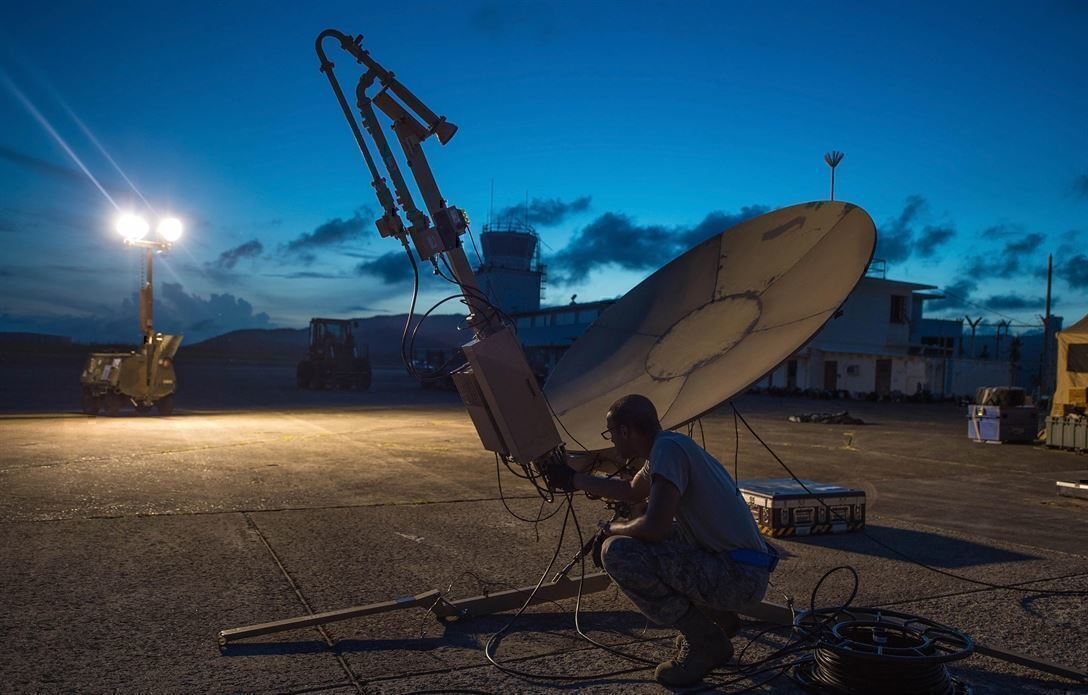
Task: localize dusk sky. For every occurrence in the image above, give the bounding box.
[1,1,1085,343]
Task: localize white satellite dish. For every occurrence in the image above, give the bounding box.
[544,200,876,452]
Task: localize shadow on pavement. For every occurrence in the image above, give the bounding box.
[781,524,1038,568]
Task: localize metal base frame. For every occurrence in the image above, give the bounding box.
[217,575,1087,685]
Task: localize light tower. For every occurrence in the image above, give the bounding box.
[115,213,183,343]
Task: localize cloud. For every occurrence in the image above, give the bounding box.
[0,145,106,189]
[211,239,263,270]
[1054,253,1088,289]
[927,279,979,312]
[1073,174,1088,199]
[264,270,347,280]
[283,208,372,257]
[874,195,926,263]
[914,225,955,258]
[984,293,1048,311]
[0,282,272,343]
[965,231,1045,278]
[494,196,591,227]
[926,278,1049,317]
[356,250,413,284]
[150,282,273,337]
[470,1,557,39]
[549,205,769,284]
[677,206,772,247]
[339,304,388,314]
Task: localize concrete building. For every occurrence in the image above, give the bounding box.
[766,275,930,396]
[764,273,1011,398]
[512,298,614,375]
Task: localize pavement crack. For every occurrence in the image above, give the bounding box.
[242,511,364,694]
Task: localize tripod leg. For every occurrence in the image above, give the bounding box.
[218,589,442,647]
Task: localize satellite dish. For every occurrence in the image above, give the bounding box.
[544,201,876,452]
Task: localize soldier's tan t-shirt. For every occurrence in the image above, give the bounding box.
[640,430,766,555]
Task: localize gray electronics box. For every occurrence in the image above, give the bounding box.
[967,405,1037,443]
[453,326,562,464]
[1045,416,1088,451]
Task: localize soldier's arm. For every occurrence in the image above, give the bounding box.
[606,476,680,543]
[573,462,651,504]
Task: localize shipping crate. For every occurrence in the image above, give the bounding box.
[967,405,1037,443]
[739,478,865,537]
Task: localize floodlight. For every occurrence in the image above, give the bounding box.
[544,201,877,451]
[116,213,150,241]
[158,217,183,242]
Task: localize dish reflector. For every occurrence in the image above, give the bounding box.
[544,201,876,452]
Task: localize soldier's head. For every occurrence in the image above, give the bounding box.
[603,394,661,459]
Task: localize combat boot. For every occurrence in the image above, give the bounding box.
[655,607,734,686]
[674,609,739,651]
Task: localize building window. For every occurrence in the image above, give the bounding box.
[554,311,576,325]
[890,295,908,324]
[846,365,860,376]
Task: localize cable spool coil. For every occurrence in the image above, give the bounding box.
[793,606,973,695]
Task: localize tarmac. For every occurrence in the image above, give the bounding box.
[1,360,1087,693]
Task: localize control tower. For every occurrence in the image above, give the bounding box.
[475,222,545,315]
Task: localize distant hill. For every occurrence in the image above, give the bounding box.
[179,314,466,366]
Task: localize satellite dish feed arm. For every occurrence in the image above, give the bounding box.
[353,77,431,239]
[317,30,564,471]
[316,31,406,240]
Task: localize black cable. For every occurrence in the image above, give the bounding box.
[496,454,562,522]
[732,407,739,483]
[731,405,1088,597]
[569,502,661,667]
[483,495,653,682]
[399,242,423,378]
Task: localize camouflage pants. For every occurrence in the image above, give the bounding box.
[599,528,769,627]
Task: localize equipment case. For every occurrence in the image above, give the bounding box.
[739,478,865,537]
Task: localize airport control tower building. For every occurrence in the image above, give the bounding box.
[474,222,545,315]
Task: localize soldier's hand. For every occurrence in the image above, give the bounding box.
[591,521,611,568]
[540,460,576,493]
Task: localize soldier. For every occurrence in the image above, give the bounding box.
[543,394,777,686]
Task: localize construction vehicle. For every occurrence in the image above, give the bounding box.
[80,224,183,416]
[296,318,372,390]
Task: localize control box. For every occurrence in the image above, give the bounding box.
[740,478,865,538]
[452,326,562,464]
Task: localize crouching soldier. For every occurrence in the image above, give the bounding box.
[543,394,777,686]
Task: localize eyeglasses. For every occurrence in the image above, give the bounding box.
[601,426,620,441]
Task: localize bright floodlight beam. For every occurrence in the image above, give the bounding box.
[158,217,183,242]
[116,213,150,241]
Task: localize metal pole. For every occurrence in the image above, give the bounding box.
[1040,254,1053,398]
[144,248,153,339]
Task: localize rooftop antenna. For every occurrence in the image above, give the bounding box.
[489,178,494,228]
[824,151,845,201]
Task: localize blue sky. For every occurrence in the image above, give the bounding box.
[1,1,1085,342]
